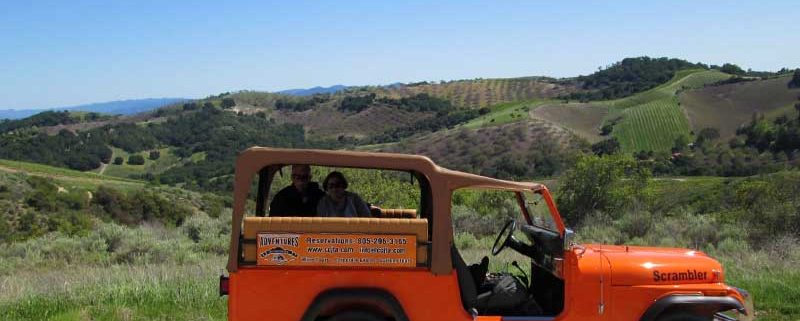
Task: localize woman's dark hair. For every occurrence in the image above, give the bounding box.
[322,171,348,191]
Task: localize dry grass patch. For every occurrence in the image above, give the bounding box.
[680,75,800,138]
[531,103,609,143]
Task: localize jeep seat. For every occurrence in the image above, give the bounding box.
[242,216,429,265]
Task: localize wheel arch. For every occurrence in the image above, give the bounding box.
[300,288,409,321]
[639,295,745,321]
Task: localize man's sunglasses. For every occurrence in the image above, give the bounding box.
[326,182,345,189]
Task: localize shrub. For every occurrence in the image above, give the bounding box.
[789,69,800,88]
[556,155,650,227]
[454,232,479,249]
[127,154,145,165]
[149,150,160,160]
[113,157,124,165]
[221,98,236,109]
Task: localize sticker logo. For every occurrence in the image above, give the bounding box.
[259,247,299,265]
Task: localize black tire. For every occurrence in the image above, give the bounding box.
[656,312,711,321]
[326,310,387,321]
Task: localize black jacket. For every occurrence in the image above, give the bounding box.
[269,182,325,217]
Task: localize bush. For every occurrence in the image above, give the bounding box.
[221,98,236,109]
[454,232,479,250]
[788,69,800,88]
[113,157,124,165]
[556,155,650,227]
[127,154,145,165]
[149,150,161,160]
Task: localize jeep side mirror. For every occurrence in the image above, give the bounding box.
[563,228,575,251]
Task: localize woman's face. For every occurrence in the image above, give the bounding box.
[326,178,346,199]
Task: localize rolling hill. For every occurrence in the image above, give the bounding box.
[680,75,800,138]
[380,118,585,179]
[601,69,732,153]
[518,69,731,152]
[0,57,796,190]
[367,77,576,108]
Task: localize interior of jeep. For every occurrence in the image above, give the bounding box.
[451,189,565,317]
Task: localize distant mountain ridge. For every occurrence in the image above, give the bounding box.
[277,85,349,96]
[0,98,189,120]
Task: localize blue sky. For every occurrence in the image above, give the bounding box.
[1,1,798,109]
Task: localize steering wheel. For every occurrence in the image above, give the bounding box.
[492,219,517,256]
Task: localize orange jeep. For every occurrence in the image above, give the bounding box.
[220,147,752,321]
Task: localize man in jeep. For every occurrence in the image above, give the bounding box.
[269,164,325,217]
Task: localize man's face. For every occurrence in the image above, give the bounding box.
[291,166,311,191]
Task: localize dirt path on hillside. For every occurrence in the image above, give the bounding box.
[97,162,108,175]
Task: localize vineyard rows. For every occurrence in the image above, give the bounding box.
[614,98,691,152]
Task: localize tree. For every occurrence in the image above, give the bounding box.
[113,157,124,165]
[695,127,720,146]
[790,69,800,88]
[221,98,236,109]
[128,154,145,165]
[720,63,745,76]
[591,137,620,155]
[600,124,613,135]
[672,135,691,152]
[556,155,651,227]
[149,150,161,160]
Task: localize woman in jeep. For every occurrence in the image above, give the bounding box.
[316,171,371,217]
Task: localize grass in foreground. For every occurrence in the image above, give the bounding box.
[0,259,227,321]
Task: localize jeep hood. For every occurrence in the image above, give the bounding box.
[586,244,724,286]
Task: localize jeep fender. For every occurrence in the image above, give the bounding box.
[300,288,409,321]
[639,295,745,321]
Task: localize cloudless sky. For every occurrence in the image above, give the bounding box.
[1,0,798,109]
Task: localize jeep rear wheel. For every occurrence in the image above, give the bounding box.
[326,310,387,321]
[656,312,711,321]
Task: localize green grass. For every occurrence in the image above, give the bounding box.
[0,158,144,190]
[0,259,227,321]
[599,69,731,153]
[103,147,180,179]
[461,99,552,129]
[612,97,692,152]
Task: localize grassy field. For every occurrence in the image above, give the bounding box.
[102,147,180,178]
[0,259,227,321]
[680,75,800,138]
[461,99,552,129]
[0,158,144,191]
